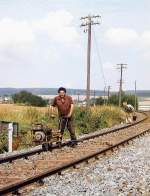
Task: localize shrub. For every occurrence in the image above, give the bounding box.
[95,97,105,105]
[12,91,47,107]
[95,92,138,109]
[74,106,126,134]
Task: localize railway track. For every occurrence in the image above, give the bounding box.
[0,112,146,164]
[0,112,150,195]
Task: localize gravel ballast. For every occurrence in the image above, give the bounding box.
[30,133,150,196]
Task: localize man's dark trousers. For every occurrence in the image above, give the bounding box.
[59,117,77,141]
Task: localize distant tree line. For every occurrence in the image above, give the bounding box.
[94,92,138,109]
[12,91,47,107]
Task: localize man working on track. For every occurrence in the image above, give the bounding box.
[50,87,77,146]
[123,102,136,123]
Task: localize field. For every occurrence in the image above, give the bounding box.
[0,104,126,151]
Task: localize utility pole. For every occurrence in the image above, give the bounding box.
[117,64,127,107]
[93,89,96,99]
[93,89,96,106]
[134,80,137,110]
[80,15,100,107]
[77,93,80,104]
[103,86,106,105]
[107,85,111,104]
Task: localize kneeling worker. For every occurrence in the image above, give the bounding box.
[50,87,77,146]
[123,102,136,123]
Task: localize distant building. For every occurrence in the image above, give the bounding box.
[38,94,99,102]
[0,96,3,103]
[0,96,12,104]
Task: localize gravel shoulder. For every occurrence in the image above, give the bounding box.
[29,133,150,196]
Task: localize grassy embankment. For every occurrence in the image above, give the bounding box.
[0,104,126,151]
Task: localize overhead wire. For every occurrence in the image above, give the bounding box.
[93,28,107,89]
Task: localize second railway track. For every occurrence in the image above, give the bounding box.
[0,111,150,195]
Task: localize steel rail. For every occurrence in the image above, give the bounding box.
[0,116,149,195]
[0,112,147,164]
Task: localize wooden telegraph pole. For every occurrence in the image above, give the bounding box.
[103,86,106,105]
[80,15,100,106]
[107,85,111,104]
[117,64,127,107]
[134,80,137,110]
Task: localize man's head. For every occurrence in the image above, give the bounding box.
[58,87,66,98]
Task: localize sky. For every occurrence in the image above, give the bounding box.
[0,0,150,91]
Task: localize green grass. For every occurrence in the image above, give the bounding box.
[0,104,126,151]
[74,105,126,134]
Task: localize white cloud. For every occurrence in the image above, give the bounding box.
[0,18,35,47]
[105,28,139,46]
[0,10,80,68]
[141,31,150,48]
[142,51,150,61]
[33,10,80,44]
[0,10,79,48]
[105,27,150,48]
[0,18,35,67]
[103,62,115,69]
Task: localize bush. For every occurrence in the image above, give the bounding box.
[12,91,47,107]
[95,97,105,105]
[122,94,138,109]
[74,106,126,134]
[108,93,138,109]
[95,91,138,109]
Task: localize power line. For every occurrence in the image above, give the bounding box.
[93,28,107,88]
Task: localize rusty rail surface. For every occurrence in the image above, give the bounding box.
[0,112,147,164]
[0,112,149,195]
